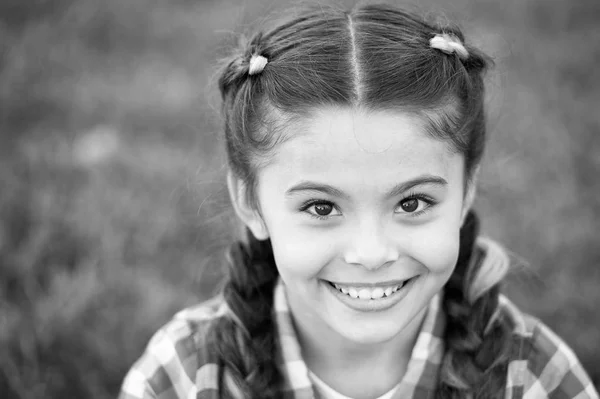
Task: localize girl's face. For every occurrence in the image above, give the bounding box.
[238,107,472,346]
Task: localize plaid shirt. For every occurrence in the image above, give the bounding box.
[119,280,598,399]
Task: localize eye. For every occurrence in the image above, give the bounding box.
[395,195,434,215]
[314,203,334,216]
[301,200,341,219]
[400,198,419,213]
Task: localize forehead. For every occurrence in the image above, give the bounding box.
[262,107,462,189]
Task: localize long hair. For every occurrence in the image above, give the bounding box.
[210,3,512,398]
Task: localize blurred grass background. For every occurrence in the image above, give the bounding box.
[0,0,598,397]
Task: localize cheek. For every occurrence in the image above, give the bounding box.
[268,225,335,279]
[407,219,461,275]
[412,186,466,274]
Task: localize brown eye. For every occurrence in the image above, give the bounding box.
[400,198,419,213]
[314,203,333,216]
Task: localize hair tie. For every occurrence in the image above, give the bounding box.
[430,33,469,59]
[248,54,268,75]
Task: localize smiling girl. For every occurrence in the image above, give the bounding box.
[119,3,598,399]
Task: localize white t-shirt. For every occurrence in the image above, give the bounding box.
[308,370,400,399]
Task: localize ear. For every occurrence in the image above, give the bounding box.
[461,166,479,225]
[226,171,269,240]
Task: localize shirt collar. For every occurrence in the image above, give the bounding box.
[272,279,446,398]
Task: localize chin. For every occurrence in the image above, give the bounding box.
[326,308,416,346]
[337,324,402,345]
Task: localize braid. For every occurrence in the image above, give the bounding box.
[207,229,282,398]
[436,211,513,399]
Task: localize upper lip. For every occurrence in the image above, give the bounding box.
[324,277,415,287]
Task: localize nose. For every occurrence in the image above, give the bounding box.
[343,218,399,270]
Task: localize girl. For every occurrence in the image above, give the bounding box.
[119,3,598,399]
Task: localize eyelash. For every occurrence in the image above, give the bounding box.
[395,192,437,218]
[298,193,438,221]
[299,199,340,221]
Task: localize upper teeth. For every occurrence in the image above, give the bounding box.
[332,283,403,300]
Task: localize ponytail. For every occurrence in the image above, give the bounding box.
[207,229,282,398]
[436,211,513,399]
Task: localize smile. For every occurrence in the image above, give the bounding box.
[323,277,418,312]
[327,280,410,300]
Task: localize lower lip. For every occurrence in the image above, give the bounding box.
[323,277,418,313]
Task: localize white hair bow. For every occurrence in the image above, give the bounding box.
[430,33,469,59]
[248,54,268,75]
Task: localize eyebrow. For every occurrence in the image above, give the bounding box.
[285,175,448,199]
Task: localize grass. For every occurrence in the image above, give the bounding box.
[0,0,598,397]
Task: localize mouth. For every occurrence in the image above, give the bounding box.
[325,277,416,300]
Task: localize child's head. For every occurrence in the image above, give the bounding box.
[213,3,508,398]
